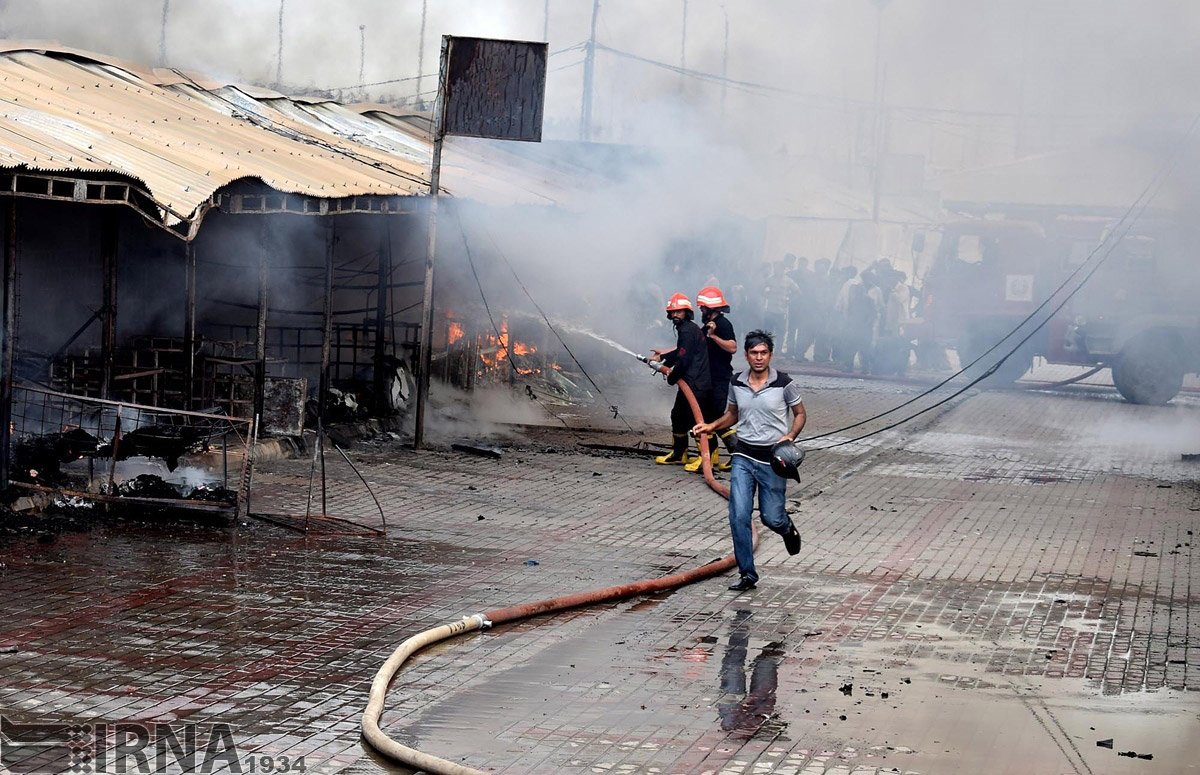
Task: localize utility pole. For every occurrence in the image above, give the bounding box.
[543,0,550,41]
[158,0,170,66]
[415,0,428,107]
[275,0,285,87]
[679,0,688,91]
[870,0,891,223]
[720,5,729,115]
[414,37,449,449]
[358,25,366,89]
[579,0,600,141]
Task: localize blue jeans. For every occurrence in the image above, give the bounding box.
[728,454,791,583]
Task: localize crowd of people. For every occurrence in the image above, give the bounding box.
[730,254,914,376]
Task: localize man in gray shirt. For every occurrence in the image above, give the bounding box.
[693,330,805,591]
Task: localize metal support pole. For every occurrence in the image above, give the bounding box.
[720,10,729,116]
[579,0,600,141]
[254,220,270,423]
[415,0,428,107]
[413,36,449,449]
[183,240,197,409]
[870,1,886,224]
[319,219,335,424]
[373,219,391,416]
[100,212,118,400]
[0,199,16,490]
[679,0,688,77]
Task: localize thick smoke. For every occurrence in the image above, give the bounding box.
[5,0,1199,427]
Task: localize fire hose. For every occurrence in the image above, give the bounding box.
[361,366,742,774]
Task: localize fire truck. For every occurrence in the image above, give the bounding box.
[911,218,1200,404]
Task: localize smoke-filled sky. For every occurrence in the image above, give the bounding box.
[4,0,1198,146]
[4,0,1199,361]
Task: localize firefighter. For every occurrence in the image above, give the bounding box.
[648,292,712,465]
[686,285,737,472]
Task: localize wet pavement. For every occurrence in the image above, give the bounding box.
[1,375,1199,774]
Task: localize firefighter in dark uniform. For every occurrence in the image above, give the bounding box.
[686,285,737,472]
[648,292,712,465]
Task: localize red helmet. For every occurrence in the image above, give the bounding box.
[665,292,693,312]
[696,286,728,309]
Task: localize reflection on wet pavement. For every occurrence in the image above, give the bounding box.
[717,610,784,738]
[2,380,1198,774]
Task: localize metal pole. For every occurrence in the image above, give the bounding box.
[680,0,688,75]
[318,220,335,515]
[158,0,170,66]
[0,199,16,490]
[358,25,366,88]
[254,219,270,423]
[720,8,729,116]
[579,0,599,141]
[183,240,196,409]
[100,212,118,400]
[543,0,550,41]
[871,1,885,224]
[415,0,428,107]
[373,219,391,415]
[275,0,286,87]
[319,220,334,421]
[107,414,121,495]
[413,36,449,449]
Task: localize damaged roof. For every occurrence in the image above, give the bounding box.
[0,42,572,228]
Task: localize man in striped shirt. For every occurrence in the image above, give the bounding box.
[693,330,805,591]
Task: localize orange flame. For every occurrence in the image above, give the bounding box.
[448,321,465,345]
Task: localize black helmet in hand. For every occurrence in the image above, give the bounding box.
[770,440,806,482]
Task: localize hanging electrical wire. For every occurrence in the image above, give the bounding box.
[446,203,593,434]
[469,216,640,433]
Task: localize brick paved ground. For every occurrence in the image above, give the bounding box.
[1,375,1198,775]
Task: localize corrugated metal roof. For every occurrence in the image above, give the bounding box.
[0,44,581,227]
[0,48,431,223]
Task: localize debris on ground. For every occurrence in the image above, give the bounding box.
[1118,751,1153,760]
[118,474,185,500]
[1097,739,1113,748]
[452,443,503,460]
[578,443,659,458]
[114,475,237,505]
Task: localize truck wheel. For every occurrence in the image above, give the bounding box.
[1111,335,1184,406]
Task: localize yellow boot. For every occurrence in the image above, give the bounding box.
[718,430,735,471]
[655,434,691,465]
[684,445,717,473]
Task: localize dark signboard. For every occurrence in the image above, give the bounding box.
[442,36,547,143]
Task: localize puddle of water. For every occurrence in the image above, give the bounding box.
[774,637,1199,775]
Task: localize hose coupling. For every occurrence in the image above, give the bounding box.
[470,613,492,630]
